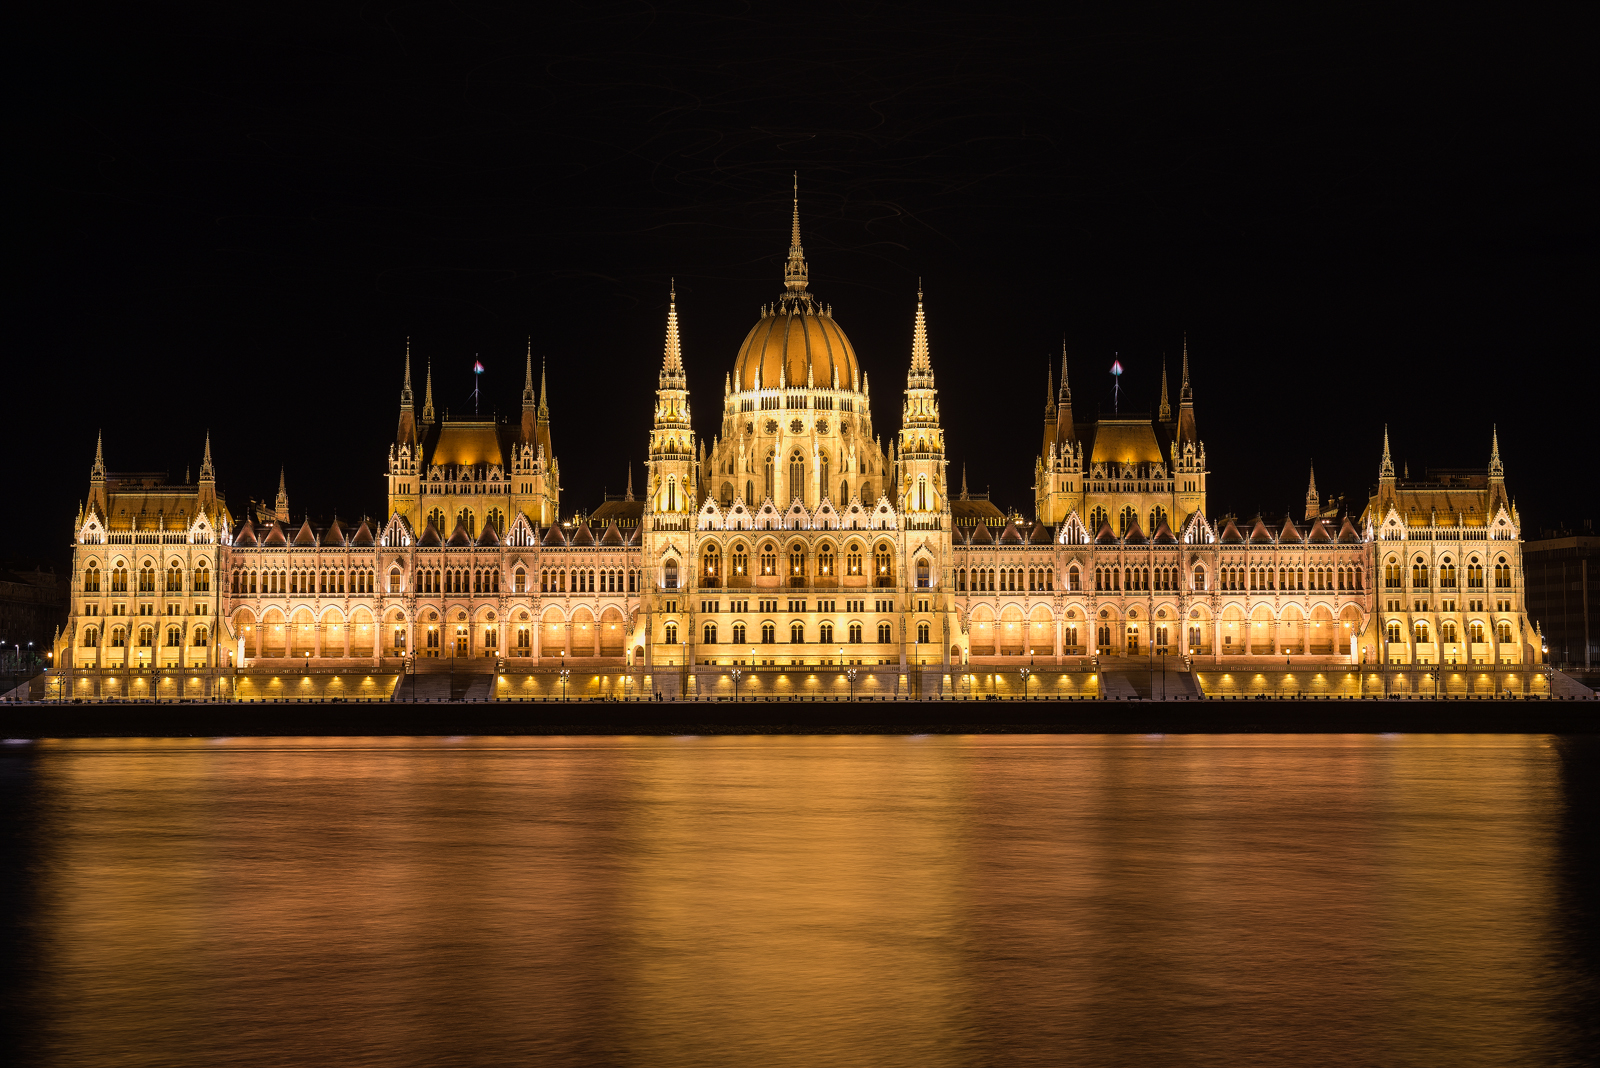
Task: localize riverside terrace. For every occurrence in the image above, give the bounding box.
[8,659,1594,704]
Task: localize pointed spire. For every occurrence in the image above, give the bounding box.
[401,337,414,402]
[660,279,685,387]
[1380,425,1394,479]
[275,466,290,522]
[1058,340,1071,405]
[1489,425,1503,477]
[1304,460,1319,520]
[200,431,215,481]
[783,174,809,298]
[522,339,536,407]
[1180,333,1192,401]
[537,358,549,421]
[91,430,105,479]
[960,465,970,501]
[625,462,635,501]
[422,360,435,423]
[1045,362,1056,417]
[909,282,931,374]
[1158,360,1172,422]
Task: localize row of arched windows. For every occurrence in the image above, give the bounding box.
[1388,555,1512,590]
[1388,619,1513,644]
[233,568,373,595]
[541,568,638,593]
[958,567,1057,592]
[81,624,207,648]
[84,561,208,594]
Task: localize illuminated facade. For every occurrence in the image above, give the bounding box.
[58,198,1539,684]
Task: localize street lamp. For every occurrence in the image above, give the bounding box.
[731,667,742,702]
[1020,666,1030,701]
[560,668,570,702]
[846,666,858,701]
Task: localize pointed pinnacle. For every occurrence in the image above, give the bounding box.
[94,429,103,465]
[403,337,413,391]
[910,286,931,373]
[525,339,534,390]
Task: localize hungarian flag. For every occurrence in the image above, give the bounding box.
[473,360,484,373]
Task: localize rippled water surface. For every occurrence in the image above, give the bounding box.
[2,735,1597,1067]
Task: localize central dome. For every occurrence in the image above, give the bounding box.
[732,306,859,393]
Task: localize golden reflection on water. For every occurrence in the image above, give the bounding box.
[20,735,1575,1067]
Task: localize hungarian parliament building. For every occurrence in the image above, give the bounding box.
[57,201,1536,692]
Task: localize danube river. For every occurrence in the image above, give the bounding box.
[2,735,1596,1066]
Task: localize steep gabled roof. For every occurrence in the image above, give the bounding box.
[600,521,624,546]
[447,520,473,546]
[1248,518,1275,544]
[233,518,258,547]
[626,522,641,546]
[1152,519,1177,544]
[999,521,1025,544]
[1123,519,1147,545]
[263,522,289,547]
[1337,517,1362,544]
[1029,521,1053,544]
[323,519,348,546]
[1094,522,1120,545]
[418,521,443,547]
[477,522,502,547]
[1278,517,1303,543]
[970,521,994,545]
[569,522,596,546]
[541,523,567,546]
[293,518,318,546]
[1219,518,1244,544]
[351,519,376,546]
[1307,518,1334,544]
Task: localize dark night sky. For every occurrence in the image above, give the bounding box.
[7,4,1593,570]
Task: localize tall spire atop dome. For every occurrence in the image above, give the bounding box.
[783,174,810,299]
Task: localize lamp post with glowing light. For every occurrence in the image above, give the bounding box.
[731,667,742,702]
[846,666,858,701]
[560,668,570,702]
[1020,666,1030,701]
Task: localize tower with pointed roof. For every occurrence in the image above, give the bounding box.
[898,285,948,518]
[387,342,422,528]
[274,467,290,523]
[1035,343,1085,526]
[647,280,695,522]
[1305,461,1319,521]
